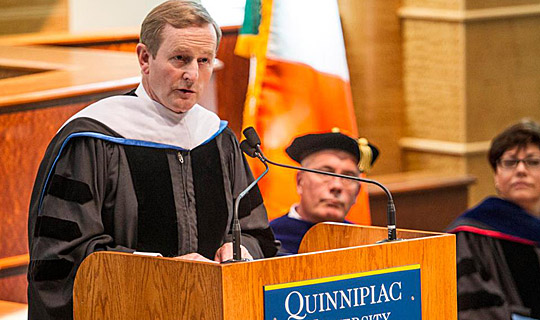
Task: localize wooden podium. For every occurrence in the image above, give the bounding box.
[73,223,456,319]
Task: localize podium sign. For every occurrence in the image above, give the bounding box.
[264,265,422,320]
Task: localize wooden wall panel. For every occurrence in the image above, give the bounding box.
[0,102,89,260]
[0,275,27,303]
[467,153,495,204]
[402,0,462,10]
[368,171,475,231]
[0,26,250,138]
[465,16,540,142]
[0,102,91,303]
[215,27,250,138]
[404,152,466,174]
[400,1,540,206]
[403,20,465,142]
[466,0,540,10]
[338,0,405,174]
[0,0,68,35]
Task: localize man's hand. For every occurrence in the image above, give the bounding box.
[214,242,253,262]
[173,253,218,263]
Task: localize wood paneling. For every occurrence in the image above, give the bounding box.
[0,45,140,108]
[0,102,91,303]
[400,0,540,207]
[402,0,462,10]
[300,223,444,251]
[338,0,405,174]
[466,0,540,10]
[368,171,475,231]
[402,19,465,142]
[0,103,88,254]
[0,44,141,302]
[0,26,250,138]
[0,276,27,304]
[0,0,68,35]
[465,15,540,141]
[74,254,224,319]
[215,26,250,137]
[73,226,457,319]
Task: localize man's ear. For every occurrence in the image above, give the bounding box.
[296,171,304,195]
[351,184,361,206]
[136,43,151,74]
[355,182,362,197]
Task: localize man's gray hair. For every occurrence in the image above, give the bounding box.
[140,0,222,57]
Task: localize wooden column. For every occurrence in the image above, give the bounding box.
[338,0,405,175]
[399,0,540,205]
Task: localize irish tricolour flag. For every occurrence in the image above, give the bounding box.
[235,0,371,224]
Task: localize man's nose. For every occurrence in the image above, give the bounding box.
[182,60,199,83]
[327,176,346,191]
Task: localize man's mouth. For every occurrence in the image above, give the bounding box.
[322,200,343,208]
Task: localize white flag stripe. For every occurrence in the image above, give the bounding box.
[267,0,350,80]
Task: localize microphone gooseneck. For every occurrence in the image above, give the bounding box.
[242,127,398,242]
[225,140,270,263]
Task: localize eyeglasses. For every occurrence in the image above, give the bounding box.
[308,170,360,187]
[497,158,540,170]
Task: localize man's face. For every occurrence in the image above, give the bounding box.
[494,144,540,212]
[137,23,217,113]
[296,150,361,223]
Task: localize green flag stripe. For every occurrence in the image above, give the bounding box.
[239,0,262,35]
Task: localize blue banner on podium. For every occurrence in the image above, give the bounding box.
[264,265,421,320]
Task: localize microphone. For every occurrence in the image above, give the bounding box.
[240,140,258,158]
[224,140,270,263]
[242,127,398,242]
[243,126,261,148]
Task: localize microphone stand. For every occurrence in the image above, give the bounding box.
[253,145,398,242]
[224,153,270,263]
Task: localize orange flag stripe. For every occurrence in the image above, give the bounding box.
[248,58,371,225]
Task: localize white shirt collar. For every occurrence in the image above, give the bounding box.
[287,204,304,221]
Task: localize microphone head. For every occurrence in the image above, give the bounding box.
[242,127,261,148]
[240,140,258,158]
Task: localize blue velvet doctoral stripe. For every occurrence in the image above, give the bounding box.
[37,121,228,216]
[270,215,315,254]
[270,215,353,254]
[455,197,540,245]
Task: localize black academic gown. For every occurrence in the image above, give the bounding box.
[447,197,540,320]
[27,91,278,319]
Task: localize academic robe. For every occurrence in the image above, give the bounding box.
[270,214,315,254]
[447,197,540,320]
[270,209,351,254]
[27,85,278,319]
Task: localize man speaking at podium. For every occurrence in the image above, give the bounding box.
[270,131,378,254]
[27,1,278,319]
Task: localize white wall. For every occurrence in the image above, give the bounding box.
[69,0,245,32]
